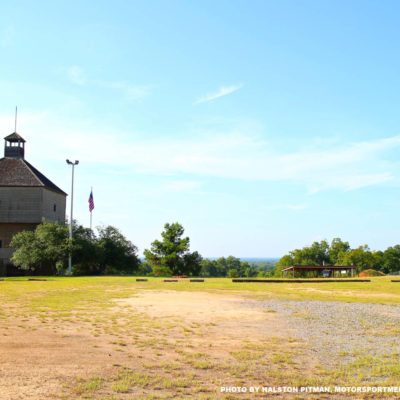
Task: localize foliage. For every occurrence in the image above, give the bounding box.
[152,266,173,276]
[71,224,99,275]
[144,222,202,276]
[336,245,375,270]
[276,238,400,275]
[96,226,140,274]
[382,245,400,273]
[328,238,350,264]
[199,256,266,277]
[137,262,153,276]
[10,221,140,276]
[11,221,70,275]
[244,265,258,277]
[226,269,239,278]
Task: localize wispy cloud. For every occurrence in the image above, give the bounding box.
[1,110,398,193]
[195,84,243,104]
[66,66,86,85]
[0,25,15,47]
[101,81,151,101]
[64,66,151,101]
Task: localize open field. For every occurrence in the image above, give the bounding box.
[0,277,400,399]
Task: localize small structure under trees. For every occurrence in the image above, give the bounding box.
[281,265,358,278]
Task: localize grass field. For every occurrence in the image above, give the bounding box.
[0,277,400,399]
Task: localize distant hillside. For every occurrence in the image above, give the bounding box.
[240,257,280,264]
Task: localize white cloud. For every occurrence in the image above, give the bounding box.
[0,110,398,193]
[0,25,14,47]
[66,66,86,85]
[63,67,151,100]
[101,81,151,101]
[195,84,243,104]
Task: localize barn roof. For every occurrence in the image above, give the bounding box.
[0,157,67,195]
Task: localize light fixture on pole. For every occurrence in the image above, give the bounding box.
[66,159,79,276]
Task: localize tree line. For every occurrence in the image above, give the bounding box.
[11,222,397,277]
[10,222,140,275]
[276,238,400,275]
[9,221,274,277]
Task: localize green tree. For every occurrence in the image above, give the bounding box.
[338,245,376,271]
[215,257,229,276]
[137,261,153,276]
[244,264,258,277]
[144,222,202,276]
[274,255,294,277]
[199,259,218,277]
[11,221,70,275]
[382,246,400,273]
[71,224,99,275]
[227,268,239,278]
[97,226,140,274]
[329,238,350,265]
[372,250,385,272]
[152,266,173,276]
[10,221,140,276]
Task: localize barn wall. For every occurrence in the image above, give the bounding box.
[0,187,66,275]
[41,188,66,223]
[0,223,38,248]
[0,187,43,223]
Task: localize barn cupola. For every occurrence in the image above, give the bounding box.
[4,132,25,159]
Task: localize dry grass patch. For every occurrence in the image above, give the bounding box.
[1,277,399,399]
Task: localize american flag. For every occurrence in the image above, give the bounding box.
[88,190,94,212]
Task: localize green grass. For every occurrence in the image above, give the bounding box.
[1,276,400,309]
[74,376,103,395]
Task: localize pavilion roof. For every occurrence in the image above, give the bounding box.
[281,265,358,272]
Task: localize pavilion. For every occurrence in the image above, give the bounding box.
[281,265,358,279]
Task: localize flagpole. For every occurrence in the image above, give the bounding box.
[90,186,93,232]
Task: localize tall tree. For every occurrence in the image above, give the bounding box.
[97,226,140,274]
[11,221,70,275]
[144,222,202,276]
[329,238,350,265]
[337,245,376,270]
[382,246,400,273]
[71,224,99,275]
[10,221,140,276]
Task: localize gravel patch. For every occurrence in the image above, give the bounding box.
[248,299,400,368]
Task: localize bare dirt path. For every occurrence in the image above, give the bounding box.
[116,290,290,340]
[0,290,293,399]
[3,289,393,399]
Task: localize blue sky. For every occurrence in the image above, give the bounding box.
[1,0,400,257]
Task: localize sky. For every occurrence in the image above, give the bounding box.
[1,0,400,257]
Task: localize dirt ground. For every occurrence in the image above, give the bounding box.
[117,291,290,340]
[0,290,293,400]
[3,288,396,399]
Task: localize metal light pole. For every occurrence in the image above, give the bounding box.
[66,159,79,276]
